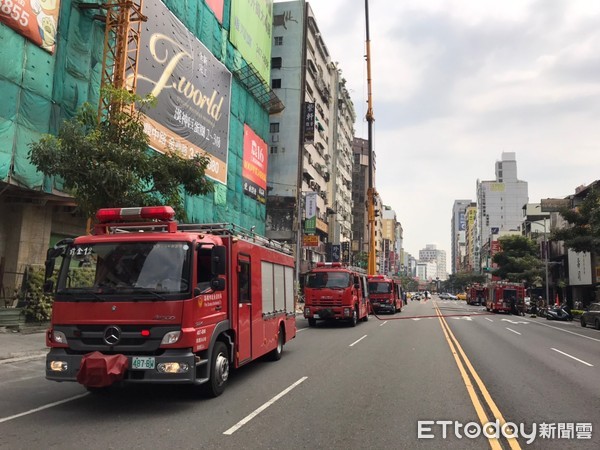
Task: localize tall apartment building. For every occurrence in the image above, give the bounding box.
[451,200,471,274]
[419,244,447,281]
[382,207,398,276]
[476,152,528,271]
[351,137,369,260]
[464,203,477,272]
[267,2,355,273]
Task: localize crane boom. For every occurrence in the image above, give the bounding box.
[365,0,377,275]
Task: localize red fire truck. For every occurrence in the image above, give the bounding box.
[486,282,525,313]
[367,275,402,314]
[467,284,488,306]
[303,262,369,327]
[44,206,296,397]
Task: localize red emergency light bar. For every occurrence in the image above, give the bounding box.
[316,262,343,267]
[96,206,176,223]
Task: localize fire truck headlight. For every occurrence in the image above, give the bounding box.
[49,361,68,372]
[343,308,351,317]
[157,362,189,373]
[161,331,181,345]
[304,307,310,317]
[52,330,68,344]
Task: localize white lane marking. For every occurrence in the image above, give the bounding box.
[501,319,529,324]
[485,318,494,322]
[349,335,368,347]
[523,319,600,343]
[412,318,422,321]
[223,376,308,435]
[379,321,388,327]
[450,316,473,321]
[506,327,521,335]
[296,327,307,333]
[0,393,89,424]
[551,348,594,367]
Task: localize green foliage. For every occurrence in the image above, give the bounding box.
[491,235,543,283]
[28,86,213,221]
[552,187,600,254]
[20,266,54,323]
[571,310,584,316]
[442,272,486,292]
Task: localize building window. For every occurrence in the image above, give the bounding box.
[272,78,282,89]
[270,146,278,154]
[270,123,279,133]
[274,36,283,46]
[271,57,282,69]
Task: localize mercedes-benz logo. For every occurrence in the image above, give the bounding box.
[103,325,121,345]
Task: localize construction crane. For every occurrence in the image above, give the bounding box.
[364,0,377,275]
[98,0,147,121]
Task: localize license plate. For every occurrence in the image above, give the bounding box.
[313,314,320,319]
[131,356,155,370]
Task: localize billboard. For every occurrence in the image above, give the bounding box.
[136,0,232,184]
[568,249,592,286]
[304,192,317,234]
[230,0,273,84]
[303,102,315,143]
[242,124,267,204]
[0,0,60,53]
[206,0,224,23]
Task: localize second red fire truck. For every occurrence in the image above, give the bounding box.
[367,275,402,314]
[486,281,525,313]
[44,206,296,397]
[303,263,370,327]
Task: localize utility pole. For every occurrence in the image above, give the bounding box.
[364,0,377,275]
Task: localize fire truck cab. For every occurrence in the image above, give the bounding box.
[486,282,525,313]
[367,275,402,314]
[44,206,296,397]
[303,263,369,327]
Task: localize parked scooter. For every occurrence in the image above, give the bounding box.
[546,303,573,321]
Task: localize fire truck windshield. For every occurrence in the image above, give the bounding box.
[368,281,391,294]
[306,272,351,289]
[56,241,192,296]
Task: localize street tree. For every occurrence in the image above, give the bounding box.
[552,187,600,254]
[443,272,486,293]
[28,87,213,221]
[491,235,543,283]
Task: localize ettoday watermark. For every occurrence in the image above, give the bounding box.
[417,420,593,444]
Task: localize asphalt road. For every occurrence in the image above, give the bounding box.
[0,297,598,449]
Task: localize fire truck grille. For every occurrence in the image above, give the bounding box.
[313,299,342,307]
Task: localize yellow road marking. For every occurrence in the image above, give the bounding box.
[435,302,521,450]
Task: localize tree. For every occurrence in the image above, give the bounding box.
[491,235,543,283]
[442,272,486,293]
[552,187,600,254]
[29,87,213,221]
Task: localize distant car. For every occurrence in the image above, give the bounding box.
[456,293,467,301]
[439,293,457,300]
[580,303,600,330]
[447,293,458,300]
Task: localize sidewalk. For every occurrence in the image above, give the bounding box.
[0,323,48,363]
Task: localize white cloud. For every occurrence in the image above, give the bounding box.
[281,0,600,264]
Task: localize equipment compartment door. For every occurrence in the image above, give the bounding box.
[237,256,252,363]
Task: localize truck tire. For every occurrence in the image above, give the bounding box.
[203,341,229,398]
[308,318,316,327]
[350,308,358,327]
[595,319,600,330]
[268,326,284,361]
[580,317,586,327]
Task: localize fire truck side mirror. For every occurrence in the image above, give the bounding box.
[210,277,226,291]
[211,246,226,275]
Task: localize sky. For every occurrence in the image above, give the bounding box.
[277,0,600,268]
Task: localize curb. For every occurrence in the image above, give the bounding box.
[0,351,47,365]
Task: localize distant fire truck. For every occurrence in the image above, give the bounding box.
[44,206,296,397]
[303,263,370,327]
[367,275,402,314]
[486,282,525,313]
[467,284,488,306]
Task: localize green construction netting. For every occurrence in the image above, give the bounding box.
[0,0,268,233]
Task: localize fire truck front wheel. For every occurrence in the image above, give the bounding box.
[203,341,230,398]
[308,318,317,327]
[349,308,358,327]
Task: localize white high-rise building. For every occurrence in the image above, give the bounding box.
[419,244,447,280]
[476,152,528,271]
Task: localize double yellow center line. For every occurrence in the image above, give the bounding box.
[434,302,521,450]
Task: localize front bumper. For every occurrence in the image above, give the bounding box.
[46,348,203,384]
[304,307,352,320]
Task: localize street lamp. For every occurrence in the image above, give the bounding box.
[523,218,549,305]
